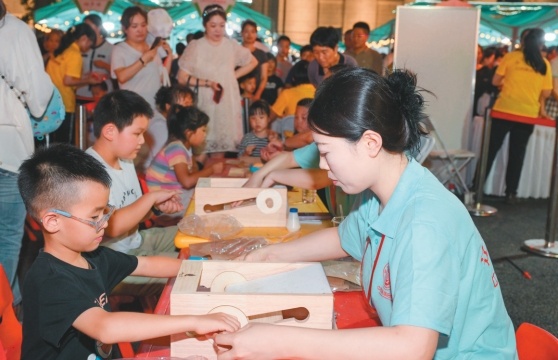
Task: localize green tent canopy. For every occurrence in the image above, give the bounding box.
[34,0,273,46]
[367,2,558,49]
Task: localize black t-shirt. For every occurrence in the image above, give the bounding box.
[22,247,138,360]
[261,75,284,105]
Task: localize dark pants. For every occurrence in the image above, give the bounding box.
[51,112,74,144]
[485,118,534,196]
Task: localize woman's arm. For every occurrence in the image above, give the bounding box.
[235,55,258,79]
[242,226,347,262]
[63,74,100,87]
[215,323,438,360]
[284,131,313,150]
[243,151,299,187]
[261,168,331,189]
[492,73,504,87]
[539,89,552,118]
[113,47,158,84]
[176,70,221,92]
[253,62,268,100]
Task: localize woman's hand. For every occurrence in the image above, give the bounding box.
[141,47,159,65]
[161,40,172,55]
[208,80,222,92]
[215,323,287,360]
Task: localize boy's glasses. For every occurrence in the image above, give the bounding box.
[48,205,116,233]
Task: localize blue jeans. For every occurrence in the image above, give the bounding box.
[0,168,25,304]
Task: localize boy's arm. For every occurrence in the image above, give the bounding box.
[243,151,299,188]
[105,190,182,237]
[284,131,313,150]
[73,308,240,344]
[131,256,182,278]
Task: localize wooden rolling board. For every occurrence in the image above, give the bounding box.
[175,190,331,247]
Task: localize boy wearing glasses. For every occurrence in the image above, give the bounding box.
[85,89,183,297]
[18,144,240,360]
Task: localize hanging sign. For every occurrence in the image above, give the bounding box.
[74,0,113,14]
[193,0,236,15]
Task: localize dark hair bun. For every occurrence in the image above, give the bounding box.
[385,69,428,152]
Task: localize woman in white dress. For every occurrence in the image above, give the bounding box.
[177,4,257,158]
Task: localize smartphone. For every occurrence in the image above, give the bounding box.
[150,37,162,50]
[213,83,223,104]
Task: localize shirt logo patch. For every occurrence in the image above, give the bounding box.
[377,263,392,300]
[480,245,490,266]
[94,292,108,309]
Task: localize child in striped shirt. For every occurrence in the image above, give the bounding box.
[238,100,276,158]
[145,106,223,210]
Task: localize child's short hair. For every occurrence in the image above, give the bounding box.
[266,52,277,64]
[297,98,313,108]
[238,71,257,86]
[18,144,112,221]
[171,85,196,105]
[155,86,173,113]
[91,81,108,93]
[167,105,210,142]
[93,90,153,138]
[248,100,270,117]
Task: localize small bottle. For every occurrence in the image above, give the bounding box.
[286,208,301,232]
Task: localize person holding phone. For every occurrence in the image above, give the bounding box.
[177,4,257,159]
[111,6,172,111]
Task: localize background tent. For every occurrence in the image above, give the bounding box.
[34,0,274,48]
[367,2,558,51]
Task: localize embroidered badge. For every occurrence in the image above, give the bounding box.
[480,245,490,266]
[377,263,392,300]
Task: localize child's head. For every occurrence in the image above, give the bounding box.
[155,86,173,114]
[248,100,270,133]
[294,98,312,133]
[93,90,153,159]
[167,105,210,147]
[18,144,112,228]
[94,89,153,137]
[238,72,257,96]
[91,82,108,101]
[266,53,277,76]
[171,85,196,107]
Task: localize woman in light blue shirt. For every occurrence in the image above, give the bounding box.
[216,67,517,360]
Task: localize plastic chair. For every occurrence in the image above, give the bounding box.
[516,322,558,360]
[0,265,22,360]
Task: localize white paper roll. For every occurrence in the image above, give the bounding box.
[256,189,282,214]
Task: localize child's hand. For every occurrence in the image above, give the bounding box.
[268,130,279,142]
[193,312,241,335]
[212,161,224,175]
[245,145,256,156]
[150,190,183,214]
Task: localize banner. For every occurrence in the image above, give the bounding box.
[193,0,236,15]
[74,0,113,13]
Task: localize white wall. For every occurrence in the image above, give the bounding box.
[394,6,479,150]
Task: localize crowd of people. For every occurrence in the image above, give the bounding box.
[0,1,529,358]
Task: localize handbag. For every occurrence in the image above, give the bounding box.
[1,73,65,140]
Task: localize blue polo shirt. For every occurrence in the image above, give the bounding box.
[293,143,359,216]
[339,158,517,359]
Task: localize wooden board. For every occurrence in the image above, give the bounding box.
[194,178,288,227]
[170,261,334,359]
